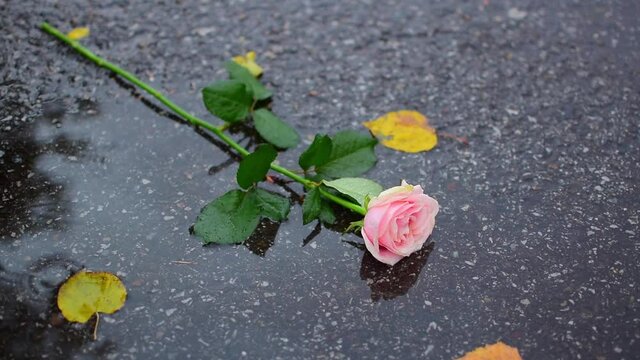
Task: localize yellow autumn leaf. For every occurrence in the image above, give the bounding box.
[363,110,437,153]
[67,27,90,40]
[57,271,127,323]
[232,51,263,77]
[458,341,523,360]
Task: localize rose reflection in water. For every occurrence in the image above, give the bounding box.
[359,242,435,302]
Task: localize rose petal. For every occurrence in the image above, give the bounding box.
[378,202,416,253]
[361,180,439,266]
[367,183,414,209]
[362,204,390,243]
[362,228,405,266]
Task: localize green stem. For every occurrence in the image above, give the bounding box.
[41,23,248,156]
[41,22,367,216]
[318,188,366,215]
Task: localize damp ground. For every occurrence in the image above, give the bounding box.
[1,1,639,359]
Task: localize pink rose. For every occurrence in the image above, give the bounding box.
[362,181,439,265]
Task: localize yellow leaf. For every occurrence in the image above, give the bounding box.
[57,271,127,323]
[363,110,437,153]
[232,51,264,77]
[459,341,523,360]
[67,27,90,40]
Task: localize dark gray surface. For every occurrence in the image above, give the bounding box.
[1,0,639,359]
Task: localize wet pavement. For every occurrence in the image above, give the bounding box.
[1,0,639,359]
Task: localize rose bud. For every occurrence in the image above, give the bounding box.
[361,180,439,265]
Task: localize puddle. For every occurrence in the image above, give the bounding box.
[1,0,639,358]
[1,89,446,358]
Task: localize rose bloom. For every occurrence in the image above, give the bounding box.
[362,181,439,265]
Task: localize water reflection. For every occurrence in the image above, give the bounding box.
[244,219,281,257]
[112,75,253,164]
[302,222,322,246]
[358,242,435,301]
[302,203,360,247]
[208,157,236,175]
[113,76,302,257]
[0,254,117,358]
[0,100,92,239]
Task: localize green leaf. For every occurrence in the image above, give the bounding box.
[237,144,278,189]
[225,61,272,100]
[202,80,254,123]
[253,109,300,149]
[302,187,322,225]
[322,177,383,207]
[298,134,332,170]
[316,131,377,178]
[254,188,290,221]
[193,190,261,245]
[319,201,336,225]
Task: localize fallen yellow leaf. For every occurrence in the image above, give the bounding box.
[458,341,523,360]
[232,51,263,77]
[67,27,90,40]
[58,271,127,322]
[57,271,127,339]
[363,110,437,153]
